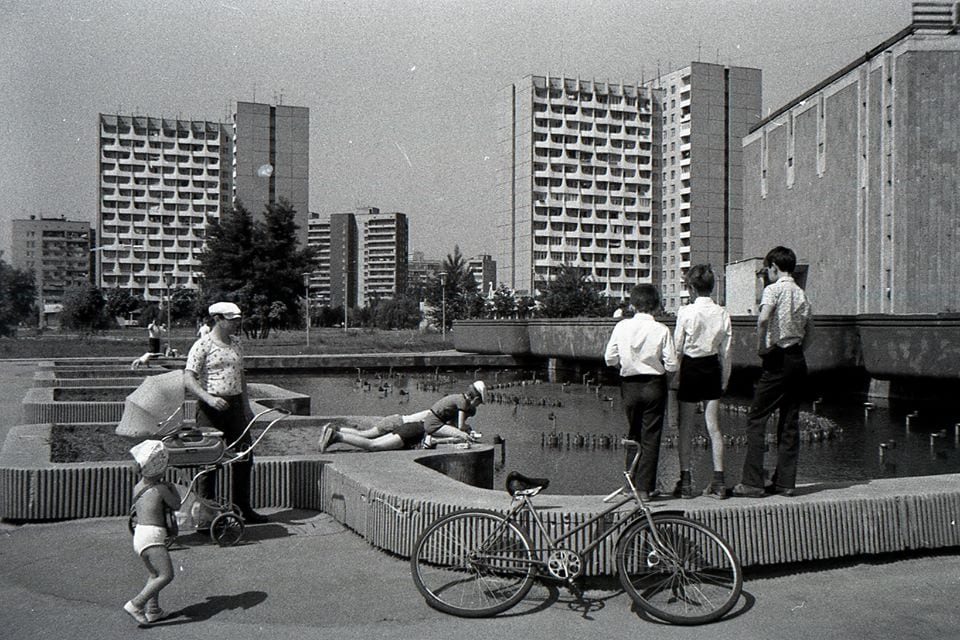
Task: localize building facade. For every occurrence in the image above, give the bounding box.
[497,76,659,300]
[362,210,408,304]
[10,216,92,308]
[651,63,761,310]
[467,254,497,295]
[308,208,409,308]
[97,114,232,301]
[408,251,442,294]
[497,69,760,311]
[232,102,310,245]
[741,12,960,314]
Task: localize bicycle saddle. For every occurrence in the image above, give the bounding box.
[506,471,550,496]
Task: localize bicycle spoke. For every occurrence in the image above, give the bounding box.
[616,516,742,625]
[411,510,536,617]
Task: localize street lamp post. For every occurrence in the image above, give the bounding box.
[302,272,311,348]
[440,271,447,342]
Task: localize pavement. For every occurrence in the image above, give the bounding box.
[2,508,960,640]
[2,359,960,639]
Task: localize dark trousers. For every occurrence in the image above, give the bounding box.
[619,374,667,493]
[740,346,808,489]
[196,394,255,512]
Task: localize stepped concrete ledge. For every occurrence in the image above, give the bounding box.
[3,420,959,572]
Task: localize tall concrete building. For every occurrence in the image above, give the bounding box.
[467,254,497,295]
[741,7,960,314]
[10,215,92,308]
[232,102,310,245]
[362,210,408,303]
[497,76,659,300]
[651,63,762,310]
[307,207,408,308]
[96,114,233,301]
[497,69,760,311]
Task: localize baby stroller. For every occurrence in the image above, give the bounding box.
[121,371,289,546]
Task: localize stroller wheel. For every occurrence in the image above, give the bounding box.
[210,512,244,546]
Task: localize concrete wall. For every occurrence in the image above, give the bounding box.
[453,316,959,379]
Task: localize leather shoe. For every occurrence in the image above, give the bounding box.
[731,483,766,498]
[240,510,268,524]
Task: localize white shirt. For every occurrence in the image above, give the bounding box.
[604,313,678,377]
[674,297,732,359]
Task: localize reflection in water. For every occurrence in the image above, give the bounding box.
[252,370,960,496]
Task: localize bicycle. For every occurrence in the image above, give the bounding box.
[410,439,742,625]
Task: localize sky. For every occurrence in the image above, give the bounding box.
[0,0,914,261]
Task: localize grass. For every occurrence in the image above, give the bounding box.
[0,327,450,360]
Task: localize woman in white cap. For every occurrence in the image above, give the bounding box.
[183,301,267,524]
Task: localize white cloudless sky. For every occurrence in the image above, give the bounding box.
[0,0,912,261]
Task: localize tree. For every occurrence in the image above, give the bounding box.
[425,245,484,330]
[488,284,517,319]
[104,288,142,324]
[170,288,201,323]
[535,264,607,318]
[372,294,422,330]
[0,258,36,336]
[61,284,108,333]
[200,199,315,338]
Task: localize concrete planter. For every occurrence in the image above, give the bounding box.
[453,320,531,355]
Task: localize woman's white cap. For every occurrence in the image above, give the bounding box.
[208,301,242,319]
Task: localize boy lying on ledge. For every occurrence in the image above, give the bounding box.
[319,381,486,452]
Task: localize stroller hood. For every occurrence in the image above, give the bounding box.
[116,370,186,439]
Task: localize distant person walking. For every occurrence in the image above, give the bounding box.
[147,320,163,355]
[604,284,678,500]
[733,246,813,498]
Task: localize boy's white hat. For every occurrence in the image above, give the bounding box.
[130,439,168,477]
[470,380,486,403]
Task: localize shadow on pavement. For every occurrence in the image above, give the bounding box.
[154,591,268,625]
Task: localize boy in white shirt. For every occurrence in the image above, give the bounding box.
[671,265,732,499]
[604,284,678,500]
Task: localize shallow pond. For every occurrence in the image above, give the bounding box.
[252,369,960,495]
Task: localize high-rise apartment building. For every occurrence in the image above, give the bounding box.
[497,76,658,300]
[363,210,408,303]
[467,254,497,295]
[233,102,310,245]
[741,8,960,314]
[498,68,761,311]
[10,216,92,307]
[307,207,409,307]
[97,114,232,301]
[651,63,762,310]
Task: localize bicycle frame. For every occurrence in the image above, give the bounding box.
[500,439,676,577]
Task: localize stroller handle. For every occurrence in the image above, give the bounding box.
[226,406,291,459]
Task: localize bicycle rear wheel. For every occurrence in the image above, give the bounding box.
[410,509,536,617]
[615,514,742,625]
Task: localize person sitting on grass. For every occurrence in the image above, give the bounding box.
[318,381,487,452]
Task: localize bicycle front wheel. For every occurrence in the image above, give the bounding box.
[616,514,742,625]
[410,509,536,617]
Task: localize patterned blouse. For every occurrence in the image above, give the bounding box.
[185,334,244,397]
